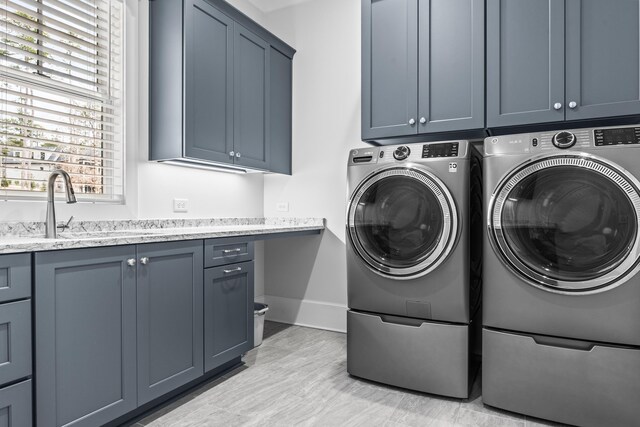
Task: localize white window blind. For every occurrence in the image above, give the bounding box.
[0,0,123,202]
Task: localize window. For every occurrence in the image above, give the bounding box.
[0,0,123,202]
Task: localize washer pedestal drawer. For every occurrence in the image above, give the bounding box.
[483,328,640,427]
[347,310,472,398]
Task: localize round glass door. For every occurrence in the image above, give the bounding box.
[347,167,457,279]
[490,155,640,293]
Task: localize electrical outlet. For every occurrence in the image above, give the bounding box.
[173,198,189,213]
[276,202,289,212]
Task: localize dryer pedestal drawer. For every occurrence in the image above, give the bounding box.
[483,328,640,427]
[347,310,472,398]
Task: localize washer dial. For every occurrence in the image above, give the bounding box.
[552,131,576,149]
[393,146,411,160]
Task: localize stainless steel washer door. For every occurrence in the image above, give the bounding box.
[489,154,640,294]
[347,166,457,279]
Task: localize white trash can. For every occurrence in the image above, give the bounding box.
[254,303,269,347]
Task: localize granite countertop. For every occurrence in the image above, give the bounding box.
[0,217,325,254]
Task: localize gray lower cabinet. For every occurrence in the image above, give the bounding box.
[150,0,294,173]
[35,246,138,427]
[362,0,484,140]
[35,241,206,426]
[0,301,31,386]
[0,380,32,427]
[136,241,204,405]
[487,0,640,127]
[204,261,254,371]
[0,253,31,427]
[0,254,30,303]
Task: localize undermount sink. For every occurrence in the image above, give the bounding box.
[56,229,163,239]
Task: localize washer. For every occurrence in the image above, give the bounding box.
[482,125,640,427]
[346,140,482,398]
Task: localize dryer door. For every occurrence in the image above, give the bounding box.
[347,166,457,279]
[490,154,640,293]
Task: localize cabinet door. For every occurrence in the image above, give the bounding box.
[565,0,640,120]
[0,380,32,427]
[35,246,137,427]
[204,261,254,372]
[418,0,484,133]
[185,0,234,164]
[362,0,419,140]
[269,47,293,175]
[136,241,204,405]
[234,25,270,170]
[487,0,565,127]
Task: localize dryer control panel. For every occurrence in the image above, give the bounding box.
[484,124,640,156]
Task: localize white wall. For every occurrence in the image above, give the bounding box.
[259,0,362,332]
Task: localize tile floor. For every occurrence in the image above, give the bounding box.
[130,322,565,427]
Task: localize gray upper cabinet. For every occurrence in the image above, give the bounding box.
[418,0,484,133]
[362,0,418,140]
[269,48,293,175]
[150,0,295,173]
[565,0,640,121]
[362,0,484,141]
[234,25,270,170]
[487,0,565,127]
[35,246,138,427]
[184,0,234,164]
[136,241,204,406]
[488,0,640,128]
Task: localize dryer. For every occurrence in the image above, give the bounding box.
[483,125,640,427]
[346,140,482,399]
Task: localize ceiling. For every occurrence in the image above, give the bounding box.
[245,0,314,13]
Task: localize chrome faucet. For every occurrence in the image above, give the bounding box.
[46,170,77,238]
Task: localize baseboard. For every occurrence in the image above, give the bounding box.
[259,295,347,333]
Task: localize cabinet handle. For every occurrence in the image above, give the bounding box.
[553,102,562,110]
[223,267,242,274]
[140,257,150,265]
[229,151,235,157]
[235,152,241,158]
[569,101,577,109]
[126,258,136,267]
[222,248,242,254]
[419,117,426,124]
[408,118,416,125]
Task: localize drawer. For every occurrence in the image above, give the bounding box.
[0,379,32,427]
[0,254,30,303]
[204,237,254,268]
[0,301,31,385]
[347,310,471,398]
[483,328,640,427]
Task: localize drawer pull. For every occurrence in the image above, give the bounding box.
[223,267,242,274]
[222,248,242,254]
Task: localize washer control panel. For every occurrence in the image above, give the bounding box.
[594,127,640,146]
[422,142,459,158]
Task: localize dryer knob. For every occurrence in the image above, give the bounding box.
[552,131,576,149]
[393,146,411,160]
